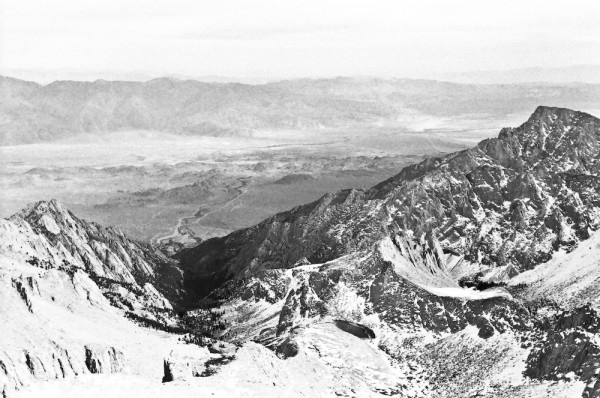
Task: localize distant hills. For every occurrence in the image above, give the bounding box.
[1,75,599,145]
[5,65,600,86]
[438,65,600,85]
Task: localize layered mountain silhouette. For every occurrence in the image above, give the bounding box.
[1,106,599,397]
[2,75,600,144]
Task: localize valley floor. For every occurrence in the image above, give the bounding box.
[0,116,509,244]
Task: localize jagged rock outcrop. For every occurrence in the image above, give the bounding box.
[162,345,211,382]
[0,200,186,395]
[0,257,170,396]
[0,199,184,320]
[84,345,125,374]
[1,343,124,397]
[374,107,599,271]
[276,337,300,359]
[526,305,600,398]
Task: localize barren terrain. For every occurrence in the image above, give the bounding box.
[0,114,520,247]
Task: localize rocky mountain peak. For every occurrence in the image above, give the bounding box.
[17,198,64,220]
[1,199,183,316]
[491,106,599,172]
[528,105,582,123]
[14,199,78,234]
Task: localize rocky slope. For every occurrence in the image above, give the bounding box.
[184,225,599,397]
[0,199,184,319]
[0,253,181,397]
[510,230,600,309]
[0,199,185,396]
[1,106,599,397]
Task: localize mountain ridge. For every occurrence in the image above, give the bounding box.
[2,75,600,145]
[1,199,184,316]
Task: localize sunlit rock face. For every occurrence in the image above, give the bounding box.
[525,305,600,398]
[0,199,184,316]
[0,199,188,396]
[2,107,599,397]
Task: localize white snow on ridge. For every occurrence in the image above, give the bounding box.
[509,230,600,309]
[424,286,512,300]
[378,237,511,301]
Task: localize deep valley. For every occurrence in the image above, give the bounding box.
[2,103,600,397]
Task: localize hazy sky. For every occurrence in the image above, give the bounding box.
[1,0,599,80]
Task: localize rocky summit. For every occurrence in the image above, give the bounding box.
[1,106,600,397]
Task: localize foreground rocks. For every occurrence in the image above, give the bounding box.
[1,343,127,397]
[526,305,600,398]
[0,251,181,397]
[207,341,238,356]
[162,345,211,382]
[84,345,125,374]
[276,337,300,359]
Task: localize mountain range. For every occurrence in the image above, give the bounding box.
[1,106,599,397]
[438,65,600,85]
[1,76,599,144]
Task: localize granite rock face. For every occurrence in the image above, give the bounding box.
[162,345,211,382]
[526,305,600,398]
[84,345,125,374]
[1,343,125,397]
[0,199,184,320]
[0,200,185,395]
[0,261,160,396]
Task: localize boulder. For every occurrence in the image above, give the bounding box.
[84,345,125,374]
[333,320,376,339]
[207,341,237,356]
[276,337,299,359]
[162,345,210,382]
